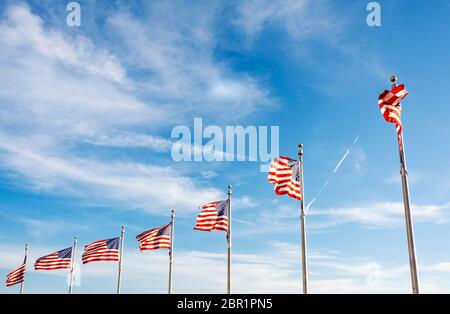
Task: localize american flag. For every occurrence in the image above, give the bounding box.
[82,237,120,264]
[378,84,408,141]
[268,156,302,201]
[5,263,26,287]
[35,247,72,270]
[136,223,171,250]
[194,200,229,232]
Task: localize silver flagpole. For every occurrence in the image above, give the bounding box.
[391,76,420,294]
[298,144,308,294]
[117,226,125,294]
[168,209,175,294]
[227,185,232,294]
[68,237,77,294]
[19,243,28,295]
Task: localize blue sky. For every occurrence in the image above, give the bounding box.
[1,0,450,294]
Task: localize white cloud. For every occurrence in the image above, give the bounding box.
[235,200,450,235]
[1,4,126,84]
[0,135,221,213]
[76,128,173,152]
[234,0,336,43]
[107,3,273,117]
[430,263,450,272]
[201,171,218,180]
[311,202,450,229]
[0,4,167,144]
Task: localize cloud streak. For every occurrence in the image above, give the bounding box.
[234,0,337,44]
[0,135,221,213]
[311,202,450,229]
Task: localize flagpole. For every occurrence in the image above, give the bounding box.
[117,226,125,294]
[298,144,308,294]
[168,209,175,294]
[391,76,420,294]
[227,185,232,294]
[68,237,77,294]
[20,243,28,295]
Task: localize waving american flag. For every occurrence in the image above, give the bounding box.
[5,263,26,287]
[35,247,72,270]
[378,84,408,141]
[136,223,171,250]
[82,237,120,264]
[268,156,302,201]
[194,200,229,232]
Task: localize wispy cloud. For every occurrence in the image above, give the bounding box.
[235,200,450,235]
[234,0,337,44]
[19,218,84,240]
[311,202,450,229]
[0,4,165,142]
[0,135,221,213]
[107,1,273,118]
[1,4,126,84]
[200,171,219,180]
[76,129,173,152]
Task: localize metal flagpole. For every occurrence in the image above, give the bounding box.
[19,243,28,295]
[391,76,420,294]
[117,226,125,294]
[68,237,77,294]
[168,209,175,294]
[227,185,232,294]
[298,144,308,294]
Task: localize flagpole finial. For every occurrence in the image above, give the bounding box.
[298,143,304,157]
[390,75,398,83]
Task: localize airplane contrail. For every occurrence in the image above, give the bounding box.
[306,135,360,213]
[333,149,350,174]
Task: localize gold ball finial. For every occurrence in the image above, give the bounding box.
[390,75,397,83]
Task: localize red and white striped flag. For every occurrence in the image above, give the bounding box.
[35,247,72,270]
[82,238,120,264]
[194,200,229,232]
[268,156,302,201]
[5,263,25,287]
[378,84,408,141]
[136,223,171,250]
